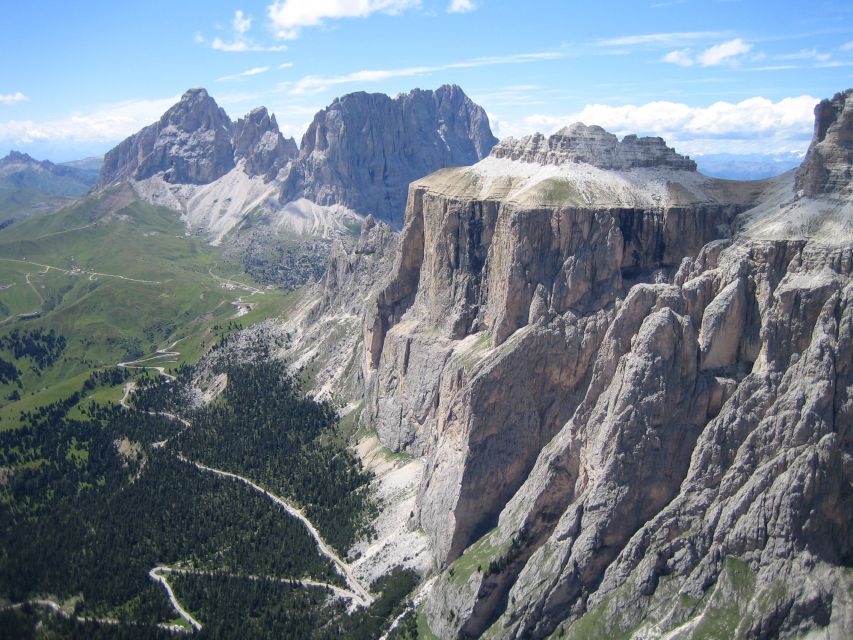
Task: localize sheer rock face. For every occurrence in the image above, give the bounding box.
[796,89,853,197]
[491,123,697,171]
[473,240,853,640]
[352,103,852,639]
[361,147,766,567]
[98,89,297,187]
[280,84,498,226]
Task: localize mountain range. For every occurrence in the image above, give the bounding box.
[0,83,850,639]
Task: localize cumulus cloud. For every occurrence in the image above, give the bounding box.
[0,96,179,144]
[217,66,271,82]
[0,92,29,105]
[287,51,561,95]
[267,0,421,40]
[233,9,252,35]
[490,95,818,156]
[448,0,477,13]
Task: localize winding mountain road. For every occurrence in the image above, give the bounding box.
[149,568,203,631]
[0,257,162,284]
[115,338,374,631]
[178,455,374,607]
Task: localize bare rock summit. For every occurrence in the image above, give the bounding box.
[280,84,498,225]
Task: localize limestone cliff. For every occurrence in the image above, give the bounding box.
[342,95,852,638]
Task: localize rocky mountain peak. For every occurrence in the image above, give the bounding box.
[280,85,498,225]
[159,87,231,133]
[491,122,697,171]
[98,89,298,188]
[795,88,853,196]
[233,106,298,180]
[98,88,234,186]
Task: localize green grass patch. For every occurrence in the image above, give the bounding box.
[447,528,507,588]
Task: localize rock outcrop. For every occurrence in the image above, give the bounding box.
[324,96,853,638]
[98,89,298,188]
[280,84,498,226]
[796,89,853,197]
[492,123,697,171]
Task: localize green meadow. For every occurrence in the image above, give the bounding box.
[0,187,297,428]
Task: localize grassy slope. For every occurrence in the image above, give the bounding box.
[0,187,295,427]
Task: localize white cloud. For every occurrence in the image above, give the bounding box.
[662,49,693,66]
[777,48,831,62]
[490,95,818,156]
[0,96,180,144]
[210,38,288,52]
[841,41,853,51]
[233,9,252,35]
[661,38,752,67]
[596,31,726,47]
[448,0,476,13]
[267,0,421,39]
[217,66,271,82]
[206,9,288,52]
[287,51,561,95]
[698,38,751,66]
[279,62,294,69]
[0,92,29,105]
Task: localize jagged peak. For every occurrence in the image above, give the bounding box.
[491,123,696,171]
[1,150,39,164]
[244,105,270,119]
[179,87,211,101]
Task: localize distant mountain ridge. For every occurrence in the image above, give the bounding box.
[0,150,100,218]
[694,152,803,180]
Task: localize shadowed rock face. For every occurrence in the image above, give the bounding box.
[280,84,498,226]
[796,89,853,197]
[98,89,298,187]
[349,95,853,639]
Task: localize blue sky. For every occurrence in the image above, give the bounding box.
[1,0,852,161]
